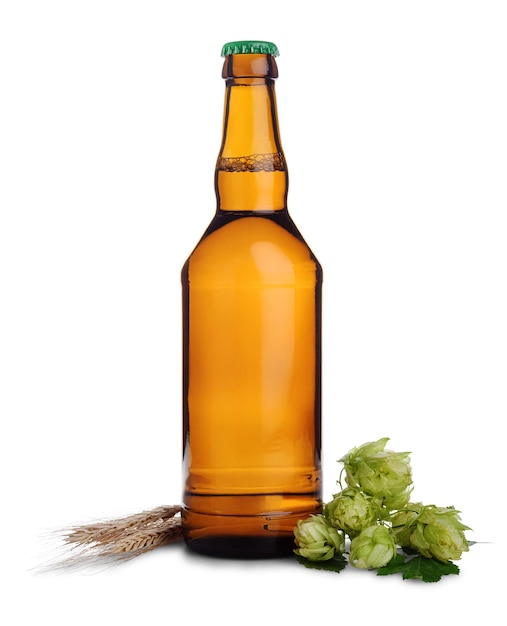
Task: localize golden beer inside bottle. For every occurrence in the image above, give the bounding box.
[182,217,321,556]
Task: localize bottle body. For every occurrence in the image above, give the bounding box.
[181,42,322,558]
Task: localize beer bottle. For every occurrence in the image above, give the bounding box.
[181,40,322,558]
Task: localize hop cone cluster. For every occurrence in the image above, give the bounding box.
[293,437,471,570]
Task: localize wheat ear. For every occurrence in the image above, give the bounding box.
[39,505,183,571]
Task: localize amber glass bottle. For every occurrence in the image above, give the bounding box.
[181,41,322,558]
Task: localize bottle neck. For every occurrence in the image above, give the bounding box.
[215,54,288,212]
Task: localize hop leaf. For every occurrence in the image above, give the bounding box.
[377,553,460,582]
[294,553,347,574]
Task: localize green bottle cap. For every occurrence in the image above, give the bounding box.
[221,40,279,57]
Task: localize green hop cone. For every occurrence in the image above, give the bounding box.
[340,437,413,509]
[393,503,471,563]
[293,514,345,561]
[349,524,397,569]
[390,502,422,548]
[325,488,381,537]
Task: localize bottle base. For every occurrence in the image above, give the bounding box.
[182,497,321,559]
[184,534,296,559]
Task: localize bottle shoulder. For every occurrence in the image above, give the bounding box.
[190,211,320,256]
[183,212,321,286]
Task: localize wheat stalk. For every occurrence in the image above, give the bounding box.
[38,505,183,571]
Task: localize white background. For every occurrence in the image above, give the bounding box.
[1,0,505,623]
